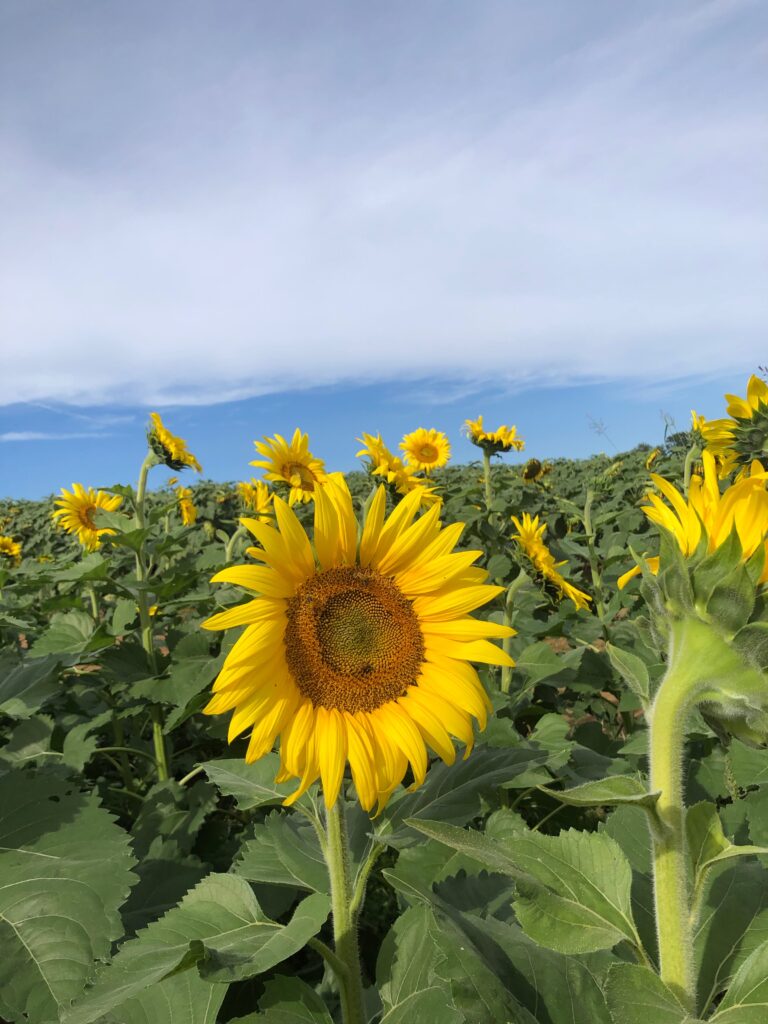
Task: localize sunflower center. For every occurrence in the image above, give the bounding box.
[284,565,424,713]
[78,505,97,530]
[419,444,439,462]
[285,462,317,491]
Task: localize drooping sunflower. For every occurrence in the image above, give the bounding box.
[202,480,513,811]
[697,376,768,479]
[357,434,441,507]
[464,416,525,455]
[618,450,768,589]
[237,479,274,520]
[645,448,661,471]
[148,413,202,472]
[522,459,545,484]
[400,428,451,474]
[176,486,197,526]
[251,429,327,505]
[52,484,123,552]
[0,535,22,565]
[511,513,591,611]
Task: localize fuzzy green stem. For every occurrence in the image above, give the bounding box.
[683,444,700,497]
[500,573,527,694]
[224,524,247,563]
[582,488,606,622]
[134,450,169,781]
[87,584,99,622]
[325,801,366,1024]
[482,449,493,509]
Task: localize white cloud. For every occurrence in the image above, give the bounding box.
[0,0,765,407]
[0,431,109,442]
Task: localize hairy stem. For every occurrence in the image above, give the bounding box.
[325,801,366,1024]
[482,449,493,509]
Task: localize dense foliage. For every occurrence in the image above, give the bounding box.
[2,430,768,1024]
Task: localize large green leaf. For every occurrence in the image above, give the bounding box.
[603,964,690,1024]
[0,772,136,1024]
[541,775,658,809]
[201,755,296,809]
[710,939,768,1022]
[102,971,227,1024]
[410,819,640,954]
[687,802,768,888]
[0,653,63,717]
[67,875,330,1023]
[29,610,112,657]
[234,811,328,893]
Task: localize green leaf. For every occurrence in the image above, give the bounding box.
[0,772,137,1024]
[540,775,658,809]
[66,876,330,1022]
[52,553,110,583]
[409,819,640,954]
[29,609,112,657]
[201,754,296,809]
[103,971,227,1024]
[234,811,328,893]
[606,643,651,705]
[710,938,768,1022]
[603,964,690,1024]
[0,653,62,717]
[0,714,54,764]
[687,802,768,886]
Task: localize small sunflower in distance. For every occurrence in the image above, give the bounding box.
[176,486,197,526]
[400,428,451,474]
[52,484,123,552]
[251,429,327,505]
[202,479,513,811]
[357,434,441,507]
[148,412,202,472]
[511,513,591,611]
[237,479,274,521]
[0,535,22,565]
[464,416,525,454]
[522,459,545,484]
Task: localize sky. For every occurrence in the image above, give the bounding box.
[1,1,766,497]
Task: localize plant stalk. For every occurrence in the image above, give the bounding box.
[482,449,493,509]
[224,524,247,563]
[325,801,366,1024]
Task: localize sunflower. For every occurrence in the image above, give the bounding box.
[202,480,513,811]
[357,434,441,507]
[251,429,327,505]
[237,479,274,520]
[511,513,591,611]
[464,416,525,455]
[522,459,545,484]
[400,428,451,474]
[52,484,123,552]
[697,376,768,479]
[645,448,661,471]
[0,535,21,565]
[148,413,202,472]
[618,450,768,589]
[176,486,197,526]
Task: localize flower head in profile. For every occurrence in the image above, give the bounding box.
[0,535,22,565]
[697,376,768,479]
[176,486,197,526]
[645,448,661,471]
[464,416,525,455]
[202,479,513,811]
[237,479,274,521]
[400,428,451,474]
[618,450,768,589]
[511,513,591,611]
[148,413,202,472]
[52,484,123,552]
[358,434,441,507]
[522,459,545,484]
[251,429,327,505]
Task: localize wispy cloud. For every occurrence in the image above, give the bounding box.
[1,0,765,408]
[0,431,110,442]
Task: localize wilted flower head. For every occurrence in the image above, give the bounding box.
[148,413,202,472]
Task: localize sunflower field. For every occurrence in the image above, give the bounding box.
[3,379,768,1024]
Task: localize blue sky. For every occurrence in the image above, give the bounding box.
[1,1,766,497]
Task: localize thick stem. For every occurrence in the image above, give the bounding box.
[224,524,247,563]
[87,584,99,622]
[325,802,366,1024]
[134,450,169,781]
[482,449,493,509]
[648,649,700,1011]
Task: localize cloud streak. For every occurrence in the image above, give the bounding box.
[1,0,765,407]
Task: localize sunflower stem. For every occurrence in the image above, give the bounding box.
[87,583,99,622]
[482,449,494,509]
[325,800,366,1024]
[683,443,700,497]
[224,524,247,563]
[134,449,169,782]
[582,487,607,622]
[500,574,526,693]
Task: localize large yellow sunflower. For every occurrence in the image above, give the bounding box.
[52,484,123,552]
[176,486,197,526]
[202,480,513,811]
[251,429,327,505]
[618,450,768,589]
[511,513,591,611]
[0,535,22,565]
[464,416,525,454]
[400,428,451,474]
[697,375,768,479]
[237,479,274,520]
[148,412,202,472]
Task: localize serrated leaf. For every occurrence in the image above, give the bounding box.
[103,971,227,1024]
[0,653,63,717]
[0,714,54,764]
[540,775,658,808]
[201,754,296,809]
[687,802,768,888]
[0,772,137,1024]
[66,876,329,1022]
[234,811,328,893]
[252,975,334,1023]
[52,553,110,583]
[29,609,112,657]
[710,938,768,1022]
[606,643,651,705]
[603,964,690,1024]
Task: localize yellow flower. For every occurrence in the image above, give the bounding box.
[202,480,513,811]
[237,479,274,521]
[357,434,441,508]
[464,415,525,454]
[176,486,197,526]
[251,429,327,505]
[522,459,545,483]
[618,450,768,589]
[697,376,768,479]
[0,535,22,565]
[52,484,123,552]
[148,412,202,472]
[645,448,661,470]
[511,513,591,610]
[400,428,451,473]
